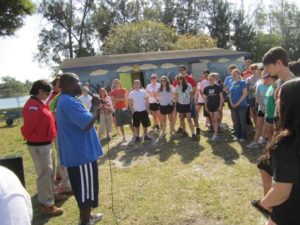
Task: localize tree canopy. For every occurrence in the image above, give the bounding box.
[0,0,35,36]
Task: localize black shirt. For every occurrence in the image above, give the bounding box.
[203,84,222,111]
[270,135,300,225]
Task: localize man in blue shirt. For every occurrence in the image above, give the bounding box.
[56,73,103,225]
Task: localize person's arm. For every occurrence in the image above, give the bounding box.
[128,98,134,113]
[260,182,293,211]
[145,94,150,113]
[21,102,41,140]
[218,91,224,111]
[232,87,248,108]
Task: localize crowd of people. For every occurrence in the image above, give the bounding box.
[18,46,300,225]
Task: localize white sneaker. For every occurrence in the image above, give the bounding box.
[247,141,259,149]
[210,134,219,142]
[257,137,266,145]
[239,138,246,143]
[78,213,103,225]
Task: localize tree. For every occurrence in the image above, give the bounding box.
[171,34,217,50]
[232,11,256,52]
[102,20,177,54]
[0,76,29,97]
[0,0,35,36]
[35,0,96,66]
[205,0,231,48]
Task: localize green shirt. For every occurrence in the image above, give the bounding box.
[265,85,276,118]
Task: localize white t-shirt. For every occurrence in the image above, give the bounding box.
[157,86,175,106]
[0,166,32,225]
[128,89,148,112]
[79,94,92,110]
[146,83,161,104]
[175,84,192,105]
[197,79,210,103]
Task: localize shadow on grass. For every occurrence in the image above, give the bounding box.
[31,194,70,225]
[98,131,204,167]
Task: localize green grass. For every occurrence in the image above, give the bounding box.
[0,113,267,225]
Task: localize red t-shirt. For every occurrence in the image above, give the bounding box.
[172,74,197,87]
[242,69,253,79]
[110,88,128,109]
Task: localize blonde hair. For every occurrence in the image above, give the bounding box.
[111,79,122,90]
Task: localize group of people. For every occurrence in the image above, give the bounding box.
[19,46,300,225]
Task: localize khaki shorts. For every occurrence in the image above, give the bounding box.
[114,109,132,126]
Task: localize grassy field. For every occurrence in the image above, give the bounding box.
[0,112,267,225]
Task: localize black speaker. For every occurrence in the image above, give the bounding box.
[0,156,25,187]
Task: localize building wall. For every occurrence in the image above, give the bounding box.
[62,55,246,91]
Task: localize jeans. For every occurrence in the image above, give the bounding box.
[231,106,247,139]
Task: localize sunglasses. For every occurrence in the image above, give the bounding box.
[151,77,157,79]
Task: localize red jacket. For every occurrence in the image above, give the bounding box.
[21,97,57,143]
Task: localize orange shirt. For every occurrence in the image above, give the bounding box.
[110,88,128,109]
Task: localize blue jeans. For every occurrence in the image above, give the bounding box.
[231,106,247,139]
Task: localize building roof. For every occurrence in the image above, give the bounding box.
[61,48,250,69]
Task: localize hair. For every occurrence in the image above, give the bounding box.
[177,74,188,92]
[262,46,289,67]
[250,64,258,70]
[288,61,300,77]
[245,59,252,64]
[111,79,122,90]
[203,70,210,74]
[59,73,79,90]
[99,87,108,98]
[208,73,217,79]
[262,78,300,160]
[159,76,171,92]
[228,64,237,71]
[29,80,52,96]
[178,65,186,70]
[51,75,61,86]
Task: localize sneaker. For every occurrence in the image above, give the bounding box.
[246,141,259,149]
[134,136,141,143]
[78,213,103,225]
[257,137,267,145]
[208,126,214,133]
[41,204,64,216]
[181,131,188,137]
[210,134,219,142]
[144,135,152,141]
[239,138,246,143]
[192,133,197,141]
[106,136,111,141]
[196,127,201,135]
[176,127,184,134]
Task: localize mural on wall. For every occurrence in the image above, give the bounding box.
[90,69,109,76]
[161,63,177,69]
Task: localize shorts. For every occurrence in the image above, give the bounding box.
[133,111,151,128]
[114,109,132,126]
[257,160,273,176]
[248,98,256,107]
[160,104,174,115]
[265,117,275,125]
[257,110,265,118]
[176,103,191,113]
[149,103,160,111]
[67,161,99,210]
[207,104,219,113]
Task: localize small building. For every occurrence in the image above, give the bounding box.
[60,48,250,91]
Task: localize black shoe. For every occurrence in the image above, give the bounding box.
[196,128,201,135]
[181,131,188,137]
[176,127,184,134]
[144,135,152,141]
[134,136,141,143]
[251,200,270,216]
[192,134,198,141]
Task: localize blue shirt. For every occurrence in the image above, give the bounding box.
[224,75,234,90]
[56,94,103,167]
[230,80,247,107]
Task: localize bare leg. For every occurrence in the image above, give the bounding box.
[80,208,91,225]
[168,113,175,133]
[259,169,272,196]
[254,117,264,142]
[161,114,167,134]
[186,113,195,134]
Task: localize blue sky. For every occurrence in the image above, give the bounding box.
[0,0,299,83]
